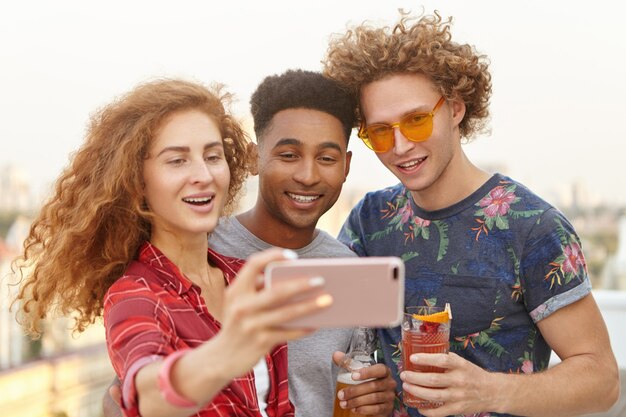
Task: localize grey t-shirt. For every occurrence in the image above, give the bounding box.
[209,217,355,417]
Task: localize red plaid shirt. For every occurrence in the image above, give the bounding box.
[104,242,293,417]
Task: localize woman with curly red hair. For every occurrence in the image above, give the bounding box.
[324,11,618,417]
[12,78,330,417]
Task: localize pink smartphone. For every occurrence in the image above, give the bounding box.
[265,257,405,328]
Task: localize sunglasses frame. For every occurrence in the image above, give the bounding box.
[357,96,446,153]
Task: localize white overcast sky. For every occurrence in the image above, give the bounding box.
[1,0,625,206]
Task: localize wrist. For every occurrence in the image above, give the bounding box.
[196,333,237,385]
[158,349,197,408]
[488,371,513,414]
[157,343,234,409]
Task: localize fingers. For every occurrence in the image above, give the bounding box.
[257,274,328,310]
[419,406,453,417]
[339,376,397,401]
[109,384,122,406]
[400,369,448,389]
[219,247,336,361]
[402,380,454,417]
[398,353,489,417]
[225,247,337,329]
[337,367,397,415]
[332,351,346,367]
[401,380,445,405]
[228,248,298,296]
[410,353,461,369]
[225,273,332,329]
[353,363,390,380]
[103,379,124,417]
[399,352,461,389]
[240,326,317,352]
[347,398,395,417]
[337,383,397,416]
[340,365,395,399]
[220,249,334,352]
[241,287,332,330]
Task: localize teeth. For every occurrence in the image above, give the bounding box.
[183,197,212,204]
[288,193,320,203]
[399,157,425,169]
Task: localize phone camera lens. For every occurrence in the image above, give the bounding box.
[392,267,399,280]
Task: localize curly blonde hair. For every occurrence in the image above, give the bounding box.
[323,11,492,140]
[12,79,250,336]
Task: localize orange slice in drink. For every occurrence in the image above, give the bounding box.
[412,303,452,323]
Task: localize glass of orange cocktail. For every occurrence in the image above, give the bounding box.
[401,305,451,409]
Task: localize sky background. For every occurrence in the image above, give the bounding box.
[1,0,626,207]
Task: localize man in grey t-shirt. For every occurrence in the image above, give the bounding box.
[210,217,356,417]
[209,70,395,417]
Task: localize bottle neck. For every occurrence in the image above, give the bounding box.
[348,327,376,354]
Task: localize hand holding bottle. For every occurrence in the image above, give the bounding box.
[332,327,396,417]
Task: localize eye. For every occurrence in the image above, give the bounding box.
[404,112,429,126]
[205,154,222,163]
[167,158,186,166]
[279,152,299,160]
[318,155,338,164]
[369,124,392,136]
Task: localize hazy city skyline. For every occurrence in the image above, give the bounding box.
[1,1,625,206]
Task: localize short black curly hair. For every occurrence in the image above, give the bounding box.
[250,69,357,142]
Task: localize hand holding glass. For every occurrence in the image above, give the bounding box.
[401,305,451,409]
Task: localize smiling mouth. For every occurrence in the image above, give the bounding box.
[287,193,321,203]
[182,196,214,205]
[398,157,427,169]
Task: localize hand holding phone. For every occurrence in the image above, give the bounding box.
[265,257,404,328]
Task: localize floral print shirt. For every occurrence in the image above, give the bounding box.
[338,174,591,417]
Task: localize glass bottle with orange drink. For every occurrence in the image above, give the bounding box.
[332,327,376,417]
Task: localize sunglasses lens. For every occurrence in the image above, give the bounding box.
[357,125,375,151]
[365,125,393,152]
[401,112,433,142]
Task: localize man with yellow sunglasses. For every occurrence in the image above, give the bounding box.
[324,12,619,417]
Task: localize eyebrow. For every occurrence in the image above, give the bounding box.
[156,142,223,157]
[273,138,343,152]
[368,105,433,125]
[402,105,432,117]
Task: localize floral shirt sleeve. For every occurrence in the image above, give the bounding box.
[520,207,591,322]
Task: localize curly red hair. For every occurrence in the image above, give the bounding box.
[324,11,492,140]
[12,79,250,336]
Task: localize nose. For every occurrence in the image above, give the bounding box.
[292,158,320,186]
[392,126,415,155]
[190,159,214,184]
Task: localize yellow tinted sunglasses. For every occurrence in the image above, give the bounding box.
[357,96,446,153]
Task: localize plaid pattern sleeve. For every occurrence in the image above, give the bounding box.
[103,242,294,417]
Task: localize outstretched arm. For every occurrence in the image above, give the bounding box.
[109,249,331,417]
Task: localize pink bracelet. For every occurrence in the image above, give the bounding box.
[157,349,197,408]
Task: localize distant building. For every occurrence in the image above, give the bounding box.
[0,216,33,370]
[616,217,626,273]
[0,164,36,212]
[0,216,114,417]
[1,215,108,370]
[602,216,626,291]
[0,237,19,370]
